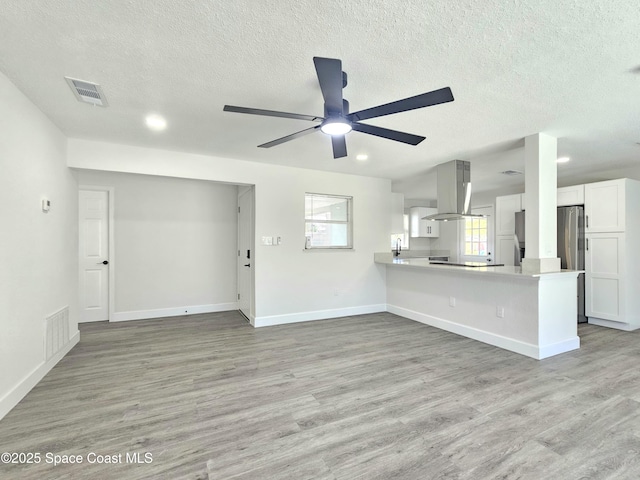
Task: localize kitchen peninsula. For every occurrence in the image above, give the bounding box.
[375,253,581,359]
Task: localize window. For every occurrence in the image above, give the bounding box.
[464,216,488,256]
[305,193,353,249]
[390,214,410,250]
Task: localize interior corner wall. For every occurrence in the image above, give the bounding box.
[430,222,460,261]
[67,139,390,324]
[403,199,435,251]
[0,72,79,420]
[77,171,238,319]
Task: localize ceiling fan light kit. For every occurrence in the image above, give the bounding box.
[224,57,454,159]
[320,119,352,135]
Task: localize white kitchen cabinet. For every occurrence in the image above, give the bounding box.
[495,194,523,236]
[495,234,516,266]
[409,207,439,238]
[584,179,625,232]
[492,179,640,329]
[585,232,624,322]
[557,184,585,207]
[584,178,640,330]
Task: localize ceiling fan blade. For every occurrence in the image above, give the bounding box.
[352,123,425,145]
[347,87,454,122]
[313,57,344,114]
[258,125,321,148]
[224,105,322,122]
[331,135,348,158]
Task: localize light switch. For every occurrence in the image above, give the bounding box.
[261,236,273,246]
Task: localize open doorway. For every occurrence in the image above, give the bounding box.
[237,186,255,323]
[78,172,244,324]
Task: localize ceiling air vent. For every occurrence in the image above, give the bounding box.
[64,77,108,107]
[501,170,522,176]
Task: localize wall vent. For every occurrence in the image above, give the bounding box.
[45,306,70,361]
[501,170,523,176]
[64,77,108,107]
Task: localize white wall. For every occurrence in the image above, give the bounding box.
[77,171,238,319]
[430,222,460,261]
[0,72,79,419]
[68,139,390,324]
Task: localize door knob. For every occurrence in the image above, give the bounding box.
[96,260,109,265]
[244,263,251,267]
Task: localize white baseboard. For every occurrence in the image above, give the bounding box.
[111,303,238,322]
[253,304,386,328]
[588,317,639,331]
[537,336,581,359]
[387,304,579,360]
[0,331,80,421]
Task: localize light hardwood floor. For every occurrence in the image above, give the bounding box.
[2,312,640,479]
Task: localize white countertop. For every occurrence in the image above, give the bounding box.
[374,253,581,278]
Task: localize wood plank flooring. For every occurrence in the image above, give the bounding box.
[2,312,640,479]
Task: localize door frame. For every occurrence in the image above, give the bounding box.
[79,185,115,322]
[237,185,255,324]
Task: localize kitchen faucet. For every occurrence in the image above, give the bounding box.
[394,238,402,257]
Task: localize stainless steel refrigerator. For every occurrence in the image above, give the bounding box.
[514,206,586,323]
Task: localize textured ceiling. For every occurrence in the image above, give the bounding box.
[1,0,639,199]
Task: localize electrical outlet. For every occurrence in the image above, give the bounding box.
[449,297,456,307]
[496,306,505,318]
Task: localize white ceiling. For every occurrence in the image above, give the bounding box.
[1,1,639,199]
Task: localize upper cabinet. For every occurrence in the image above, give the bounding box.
[557,185,585,207]
[584,180,626,233]
[409,207,439,238]
[496,186,585,228]
[495,194,523,236]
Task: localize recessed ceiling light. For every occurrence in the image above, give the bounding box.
[556,156,570,163]
[145,114,167,131]
[356,154,368,161]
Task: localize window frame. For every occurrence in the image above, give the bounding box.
[304,193,353,250]
[390,213,410,250]
[463,216,489,257]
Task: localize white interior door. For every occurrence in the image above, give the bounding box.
[237,187,254,321]
[79,190,110,322]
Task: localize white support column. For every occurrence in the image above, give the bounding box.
[521,133,561,274]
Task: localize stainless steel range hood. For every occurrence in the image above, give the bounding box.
[424,160,484,221]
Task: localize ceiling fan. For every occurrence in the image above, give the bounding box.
[223,57,454,159]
